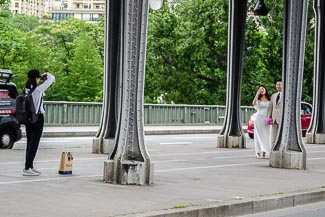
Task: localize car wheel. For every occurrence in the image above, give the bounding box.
[248,133,254,139]
[0,129,15,149]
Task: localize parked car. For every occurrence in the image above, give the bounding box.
[247,102,312,139]
[0,69,22,149]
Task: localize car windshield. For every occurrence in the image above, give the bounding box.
[301,103,312,115]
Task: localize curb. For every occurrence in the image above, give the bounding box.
[115,188,325,217]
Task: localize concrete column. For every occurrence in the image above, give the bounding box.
[270,0,308,170]
[92,0,120,154]
[306,0,325,144]
[217,0,247,149]
[103,0,153,185]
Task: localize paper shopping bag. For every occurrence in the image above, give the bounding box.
[58,152,73,174]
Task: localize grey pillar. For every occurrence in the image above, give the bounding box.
[103,0,153,185]
[306,0,325,144]
[92,0,120,154]
[217,0,247,149]
[270,0,308,170]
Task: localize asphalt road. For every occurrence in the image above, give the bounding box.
[2,134,325,217]
[13,133,245,149]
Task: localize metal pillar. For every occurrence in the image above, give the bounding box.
[103,0,153,185]
[92,0,120,154]
[217,0,247,149]
[306,0,325,144]
[270,0,308,170]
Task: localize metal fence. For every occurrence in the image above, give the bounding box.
[43,101,256,126]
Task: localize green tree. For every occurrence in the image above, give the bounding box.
[0,8,27,69]
[65,33,103,102]
[146,0,229,104]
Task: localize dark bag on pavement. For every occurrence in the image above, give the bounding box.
[16,89,39,125]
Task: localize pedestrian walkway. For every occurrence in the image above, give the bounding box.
[25,125,247,137]
[1,136,325,217]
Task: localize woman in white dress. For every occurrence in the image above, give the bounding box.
[252,85,272,159]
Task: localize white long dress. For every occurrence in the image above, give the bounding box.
[254,100,272,156]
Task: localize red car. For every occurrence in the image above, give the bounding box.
[247,102,312,139]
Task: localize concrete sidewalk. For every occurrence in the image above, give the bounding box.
[1,136,325,217]
[25,125,247,137]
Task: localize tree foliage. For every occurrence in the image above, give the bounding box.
[0,0,316,105]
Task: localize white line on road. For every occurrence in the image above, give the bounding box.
[150,149,252,157]
[155,162,266,172]
[0,158,185,166]
[0,174,101,185]
[1,157,325,185]
[213,155,256,159]
[173,136,215,140]
[0,157,107,165]
[159,142,193,145]
[1,149,324,166]
[0,167,57,173]
[153,159,187,163]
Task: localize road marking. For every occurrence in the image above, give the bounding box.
[173,136,215,140]
[1,156,325,185]
[0,167,57,173]
[0,158,186,166]
[308,150,325,153]
[159,142,193,145]
[213,155,255,159]
[308,157,325,161]
[0,157,107,165]
[0,174,101,185]
[151,149,252,157]
[155,162,266,172]
[2,149,323,166]
[153,159,187,163]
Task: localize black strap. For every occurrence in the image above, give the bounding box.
[276,93,280,104]
[38,94,43,114]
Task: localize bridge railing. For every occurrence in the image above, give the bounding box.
[43,101,256,126]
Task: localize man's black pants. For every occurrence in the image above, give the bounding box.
[25,114,44,170]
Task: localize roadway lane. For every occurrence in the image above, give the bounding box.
[12,134,221,149]
[1,134,325,217]
[3,134,325,184]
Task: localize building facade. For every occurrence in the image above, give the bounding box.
[9,0,105,21]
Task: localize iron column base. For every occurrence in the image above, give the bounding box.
[92,138,101,154]
[306,133,325,144]
[270,150,306,170]
[217,135,245,148]
[103,160,154,185]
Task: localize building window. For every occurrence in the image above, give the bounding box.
[92,13,100,21]
[84,3,90,9]
[15,2,19,7]
[52,13,74,20]
[82,13,91,21]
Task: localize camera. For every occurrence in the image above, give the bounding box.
[41,73,48,81]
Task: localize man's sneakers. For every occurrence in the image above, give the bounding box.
[22,168,41,176]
